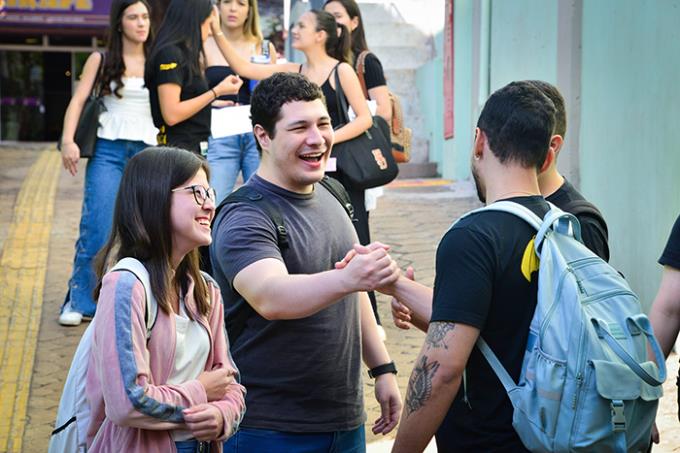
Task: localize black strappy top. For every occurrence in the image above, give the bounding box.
[300,63,343,128]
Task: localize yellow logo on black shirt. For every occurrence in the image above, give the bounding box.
[159,62,178,71]
[521,236,540,282]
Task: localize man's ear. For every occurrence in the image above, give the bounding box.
[549,134,564,157]
[253,125,270,151]
[540,147,556,173]
[473,127,485,160]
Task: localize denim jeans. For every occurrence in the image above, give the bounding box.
[224,426,365,453]
[63,138,148,316]
[175,440,211,453]
[207,132,260,204]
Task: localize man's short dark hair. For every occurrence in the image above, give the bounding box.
[250,73,326,147]
[527,80,566,138]
[477,81,556,170]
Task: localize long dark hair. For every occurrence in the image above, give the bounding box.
[100,0,153,98]
[323,0,368,57]
[310,10,351,64]
[94,147,211,318]
[145,0,212,83]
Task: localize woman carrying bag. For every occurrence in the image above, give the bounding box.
[58,0,158,326]
[324,0,392,336]
[86,147,246,453]
[203,0,277,202]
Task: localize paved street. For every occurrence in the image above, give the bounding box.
[1,145,679,452]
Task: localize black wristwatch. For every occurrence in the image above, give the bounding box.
[368,361,397,379]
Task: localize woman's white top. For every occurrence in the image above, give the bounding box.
[167,298,210,441]
[98,77,158,145]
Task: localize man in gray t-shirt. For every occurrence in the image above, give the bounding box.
[210,73,402,452]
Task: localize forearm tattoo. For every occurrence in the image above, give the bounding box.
[404,355,440,417]
[425,322,455,350]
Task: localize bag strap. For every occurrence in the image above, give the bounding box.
[91,51,105,98]
[332,63,351,126]
[319,176,354,221]
[110,257,157,338]
[355,50,370,99]
[217,185,290,250]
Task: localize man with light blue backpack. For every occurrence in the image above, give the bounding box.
[385,81,665,452]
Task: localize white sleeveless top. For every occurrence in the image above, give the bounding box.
[98,77,158,145]
[167,299,210,441]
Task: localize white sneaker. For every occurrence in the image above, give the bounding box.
[59,302,83,326]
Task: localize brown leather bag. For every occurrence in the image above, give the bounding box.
[356,51,412,163]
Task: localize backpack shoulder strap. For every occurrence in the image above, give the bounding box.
[319,176,355,221]
[216,185,289,250]
[560,199,607,229]
[355,50,370,99]
[110,257,157,338]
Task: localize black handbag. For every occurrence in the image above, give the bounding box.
[331,67,398,190]
[60,52,106,158]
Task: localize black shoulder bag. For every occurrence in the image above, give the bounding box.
[59,52,106,158]
[331,66,398,189]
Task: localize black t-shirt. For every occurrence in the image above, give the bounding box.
[147,45,211,152]
[354,52,387,91]
[545,179,610,261]
[660,214,680,269]
[431,196,549,453]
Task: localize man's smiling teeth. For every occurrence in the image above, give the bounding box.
[197,219,210,226]
[300,153,323,162]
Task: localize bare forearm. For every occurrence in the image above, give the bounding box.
[241,270,355,320]
[649,266,680,357]
[159,89,215,126]
[61,98,86,143]
[333,114,372,144]
[360,292,391,368]
[389,277,433,332]
[212,33,284,80]
[393,373,460,452]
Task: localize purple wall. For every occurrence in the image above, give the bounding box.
[0,0,111,28]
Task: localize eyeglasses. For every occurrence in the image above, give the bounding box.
[171,185,217,207]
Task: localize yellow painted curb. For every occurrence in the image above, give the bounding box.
[0,151,61,452]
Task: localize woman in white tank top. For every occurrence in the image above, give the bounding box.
[58,0,158,326]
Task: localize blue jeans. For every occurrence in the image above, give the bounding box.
[207,132,260,204]
[175,440,211,453]
[224,426,365,453]
[63,138,147,316]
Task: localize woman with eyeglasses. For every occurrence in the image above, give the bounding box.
[86,147,245,453]
[59,0,158,326]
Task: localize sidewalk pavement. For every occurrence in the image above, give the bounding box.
[1,146,679,452]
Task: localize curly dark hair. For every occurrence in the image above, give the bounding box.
[250,73,326,149]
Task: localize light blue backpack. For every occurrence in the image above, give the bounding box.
[469,201,666,452]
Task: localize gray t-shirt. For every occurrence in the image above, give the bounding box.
[210,174,364,432]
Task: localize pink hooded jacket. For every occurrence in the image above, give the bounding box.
[86,270,246,453]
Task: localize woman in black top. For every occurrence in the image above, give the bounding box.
[324,0,392,122]
[144,0,243,155]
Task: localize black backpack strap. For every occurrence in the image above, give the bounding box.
[217,186,289,250]
[318,176,354,221]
